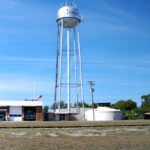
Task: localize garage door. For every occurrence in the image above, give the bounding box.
[10,107,22,121]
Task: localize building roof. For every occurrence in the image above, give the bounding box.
[96,107,121,112]
[0,101,42,107]
[48,107,121,115]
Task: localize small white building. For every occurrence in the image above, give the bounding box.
[0,100,42,121]
[85,103,122,121]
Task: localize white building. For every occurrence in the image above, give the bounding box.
[0,100,42,121]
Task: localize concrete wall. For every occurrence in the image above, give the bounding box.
[47,113,83,121]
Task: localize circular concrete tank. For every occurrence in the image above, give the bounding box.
[85,107,122,121]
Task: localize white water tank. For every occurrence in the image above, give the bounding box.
[56,5,81,28]
[85,107,122,121]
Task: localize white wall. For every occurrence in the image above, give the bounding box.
[9,116,22,121]
[85,109,122,121]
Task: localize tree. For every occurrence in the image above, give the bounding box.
[89,103,97,108]
[74,102,90,108]
[139,94,150,118]
[111,100,137,112]
[141,94,150,107]
[111,100,125,111]
[124,100,137,111]
[50,101,67,109]
[74,102,97,108]
[111,100,137,120]
[42,106,49,121]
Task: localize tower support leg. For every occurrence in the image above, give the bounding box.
[77,25,85,119]
[54,23,60,112]
[73,28,79,112]
[67,28,70,113]
[58,20,64,112]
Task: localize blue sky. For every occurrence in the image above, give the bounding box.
[0,0,150,107]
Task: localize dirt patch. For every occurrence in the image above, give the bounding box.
[11,132,26,138]
[49,133,58,137]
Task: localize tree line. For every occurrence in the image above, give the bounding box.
[111,94,150,120]
[50,101,97,109]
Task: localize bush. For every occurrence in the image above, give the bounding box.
[127,114,140,120]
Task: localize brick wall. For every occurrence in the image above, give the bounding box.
[36,106,42,121]
[47,113,55,121]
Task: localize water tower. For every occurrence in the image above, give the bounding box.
[54,3,85,117]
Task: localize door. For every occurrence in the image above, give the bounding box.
[10,106,22,121]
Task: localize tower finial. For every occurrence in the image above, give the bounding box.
[72,1,76,7]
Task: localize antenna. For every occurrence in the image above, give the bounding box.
[81,15,84,22]
[72,1,76,7]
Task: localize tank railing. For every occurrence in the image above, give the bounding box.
[58,50,79,56]
[57,83,81,88]
[61,2,76,8]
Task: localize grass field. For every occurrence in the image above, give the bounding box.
[0,120,150,150]
[0,120,150,128]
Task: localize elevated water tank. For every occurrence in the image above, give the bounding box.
[56,5,81,28]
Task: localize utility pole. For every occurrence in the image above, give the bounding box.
[88,81,95,121]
